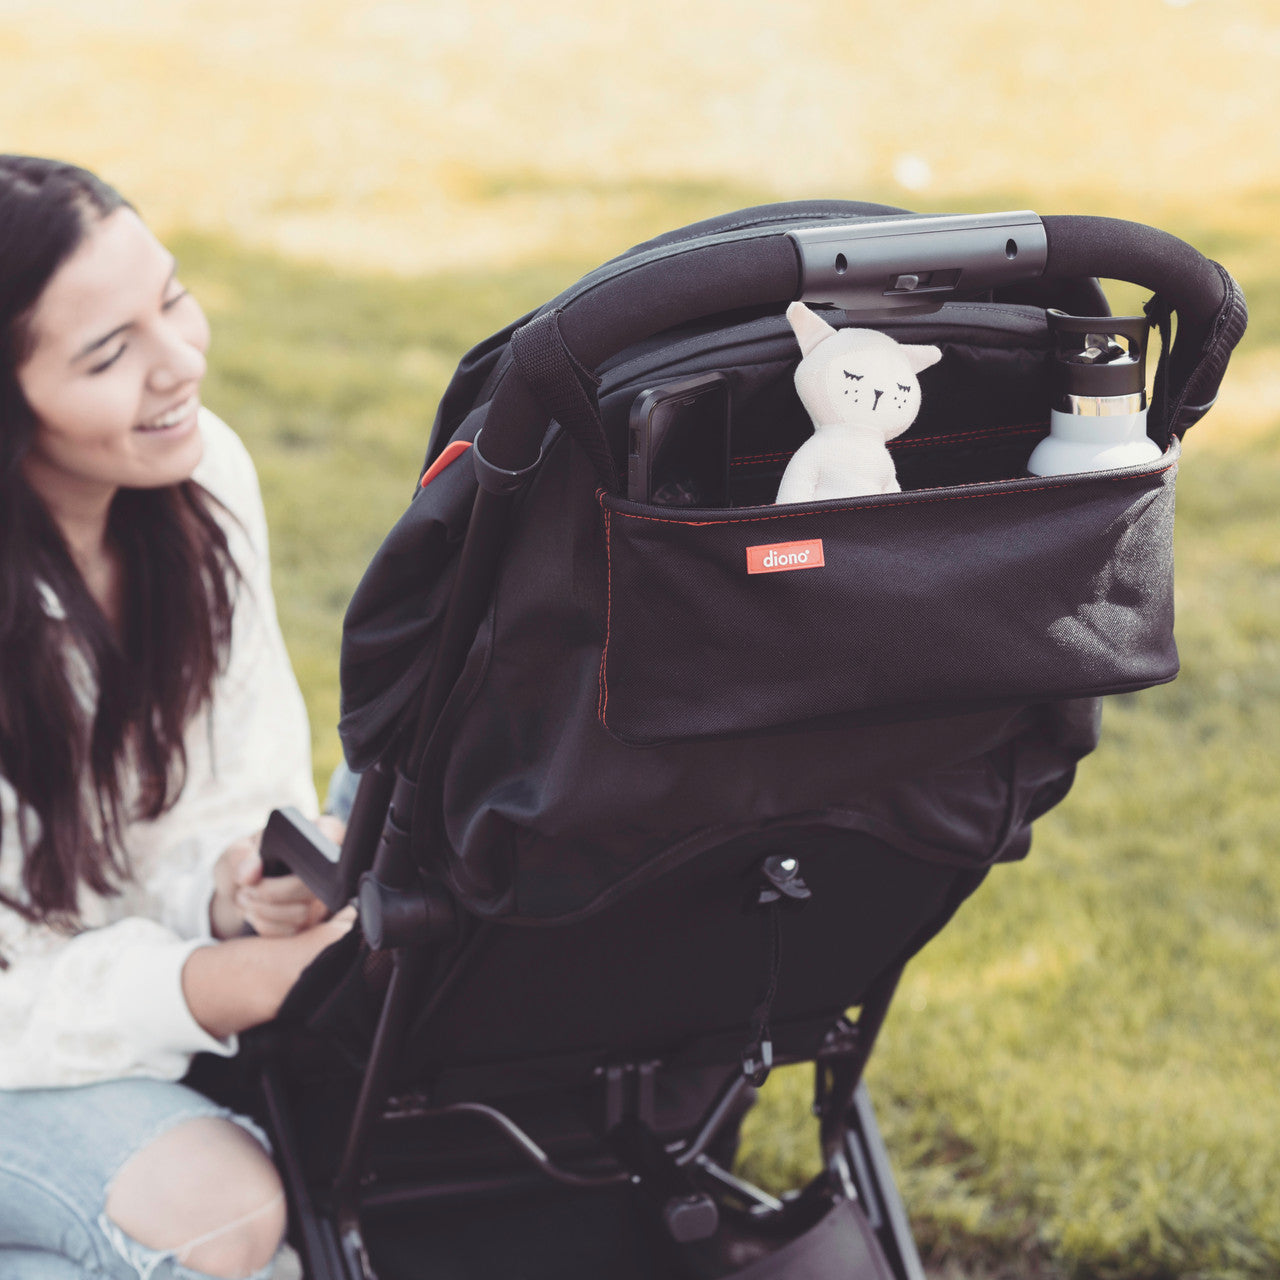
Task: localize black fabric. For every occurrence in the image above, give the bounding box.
[408,443,1107,920]
[338,202,1243,924]
[338,406,482,768]
[363,1185,673,1280]
[1145,293,1174,444]
[508,309,618,491]
[395,829,987,1080]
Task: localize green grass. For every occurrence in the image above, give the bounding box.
[177,195,1279,1279]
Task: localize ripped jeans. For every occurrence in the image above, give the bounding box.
[0,1078,280,1280]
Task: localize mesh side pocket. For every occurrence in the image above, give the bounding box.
[598,442,1179,746]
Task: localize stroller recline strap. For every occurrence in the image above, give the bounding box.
[742,904,781,1087]
[509,308,621,491]
[1144,294,1174,444]
[742,854,813,1085]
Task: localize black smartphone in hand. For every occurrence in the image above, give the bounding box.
[627,372,730,506]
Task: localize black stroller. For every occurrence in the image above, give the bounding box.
[206,200,1246,1279]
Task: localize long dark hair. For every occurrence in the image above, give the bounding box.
[0,156,238,928]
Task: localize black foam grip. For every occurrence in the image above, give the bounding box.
[1041,215,1227,387]
[1041,215,1223,321]
[557,234,803,369]
[479,234,801,473]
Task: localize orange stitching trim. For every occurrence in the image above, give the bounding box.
[731,450,792,466]
[598,460,1176,528]
[892,423,1044,450]
[729,423,1046,468]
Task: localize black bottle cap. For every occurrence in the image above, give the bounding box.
[1048,309,1149,399]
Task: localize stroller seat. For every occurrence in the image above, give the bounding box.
[211,200,1245,1279]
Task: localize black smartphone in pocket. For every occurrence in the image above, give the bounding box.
[627,372,730,506]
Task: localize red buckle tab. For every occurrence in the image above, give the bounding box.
[420,440,473,489]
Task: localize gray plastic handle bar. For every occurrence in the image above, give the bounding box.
[790,210,1046,313]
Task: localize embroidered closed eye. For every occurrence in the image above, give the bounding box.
[843,371,862,380]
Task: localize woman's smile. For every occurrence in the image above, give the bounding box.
[136,391,202,435]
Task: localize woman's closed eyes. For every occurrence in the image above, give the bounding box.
[84,273,190,376]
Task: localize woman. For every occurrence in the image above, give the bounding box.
[0,156,354,1279]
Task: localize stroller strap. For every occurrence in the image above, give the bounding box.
[1142,262,1247,442]
[509,308,621,491]
[1166,261,1249,437]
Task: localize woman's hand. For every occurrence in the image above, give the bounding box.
[210,828,335,940]
[210,834,259,939]
[183,906,358,1039]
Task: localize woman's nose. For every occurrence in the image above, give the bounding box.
[148,329,207,394]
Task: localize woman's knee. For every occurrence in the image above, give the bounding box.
[103,1115,285,1279]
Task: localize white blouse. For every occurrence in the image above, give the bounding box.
[0,409,318,1089]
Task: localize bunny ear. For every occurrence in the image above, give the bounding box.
[902,343,942,373]
[786,301,837,358]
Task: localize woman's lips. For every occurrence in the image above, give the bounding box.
[136,393,199,433]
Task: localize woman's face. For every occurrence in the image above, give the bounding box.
[15,206,210,514]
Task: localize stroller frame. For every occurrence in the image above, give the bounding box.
[257,965,919,1280]
[238,202,1244,1279]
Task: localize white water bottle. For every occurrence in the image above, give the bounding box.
[1027,310,1161,477]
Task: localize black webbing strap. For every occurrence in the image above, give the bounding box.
[1165,262,1249,439]
[1144,294,1174,446]
[508,308,620,492]
[742,904,781,1086]
[741,854,812,1085]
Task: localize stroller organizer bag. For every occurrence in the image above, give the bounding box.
[597,445,1179,744]
[253,202,1245,1280]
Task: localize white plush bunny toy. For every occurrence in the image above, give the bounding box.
[776,301,942,503]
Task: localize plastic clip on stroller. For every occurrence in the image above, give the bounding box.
[245,201,1245,1280]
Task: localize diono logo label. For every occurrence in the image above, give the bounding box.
[746,539,826,574]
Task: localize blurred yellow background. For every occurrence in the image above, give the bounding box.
[3,0,1276,271]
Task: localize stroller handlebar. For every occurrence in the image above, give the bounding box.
[790,210,1048,314]
[1039,214,1226,332]
[479,212,1231,476]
